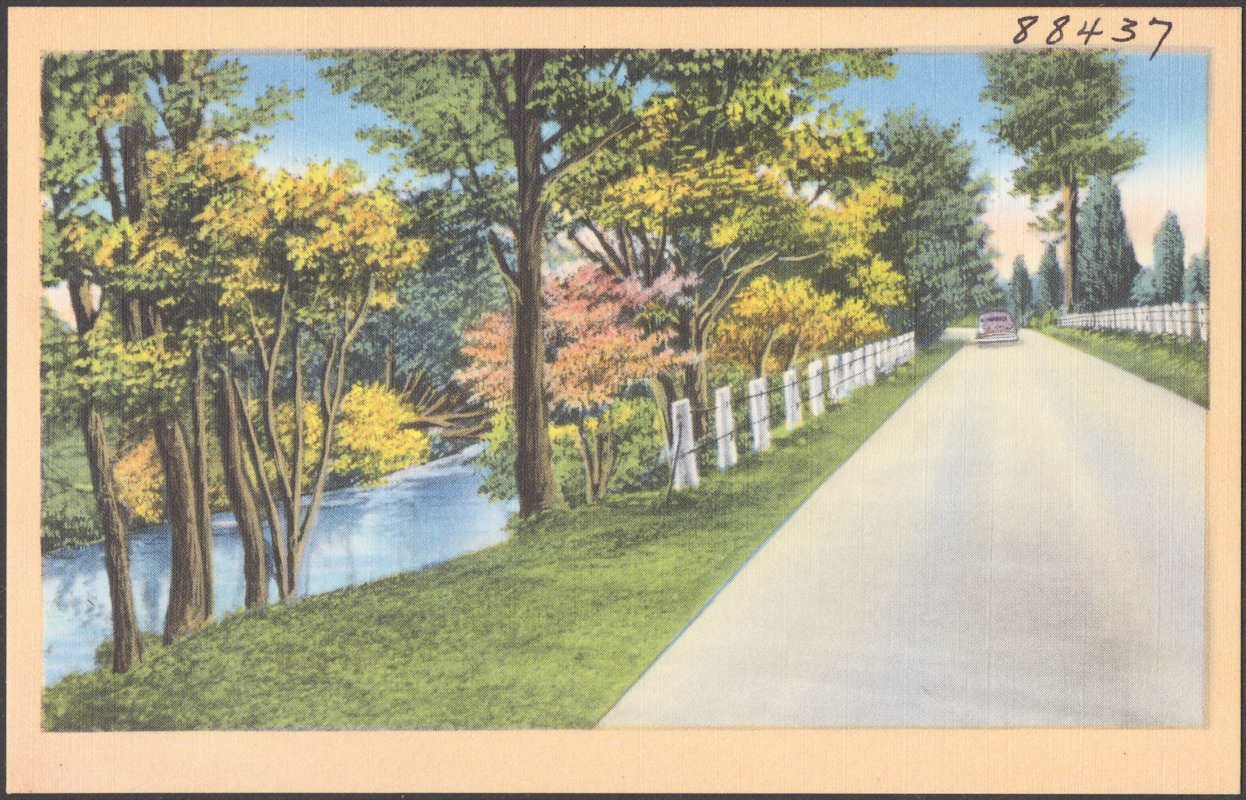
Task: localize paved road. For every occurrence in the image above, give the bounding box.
[601,329,1205,727]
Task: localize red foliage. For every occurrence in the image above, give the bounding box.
[459,261,689,411]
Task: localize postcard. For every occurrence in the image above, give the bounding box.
[8,5,1240,793]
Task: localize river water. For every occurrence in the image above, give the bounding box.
[42,443,515,685]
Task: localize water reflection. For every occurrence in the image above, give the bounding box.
[42,443,514,684]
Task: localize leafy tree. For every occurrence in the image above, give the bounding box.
[199,161,427,598]
[1152,211,1186,303]
[316,49,654,517]
[41,53,146,669]
[872,107,1000,344]
[1007,255,1033,325]
[980,51,1145,311]
[1034,242,1063,315]
[1185,241,1210,303]
[49,50,301,641]
[1074,175,1140,311]
[562,50,900,434]
[460,262,685,504]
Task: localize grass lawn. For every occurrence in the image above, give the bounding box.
[43,341,963,731]
[1036,326,1209,408]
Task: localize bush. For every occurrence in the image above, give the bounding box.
[1029,308,1059,330]
[333,383,431,486]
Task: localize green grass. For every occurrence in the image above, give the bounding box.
[43,341,963,731]
[1038,326,1209,407]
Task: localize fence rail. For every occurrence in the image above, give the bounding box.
[1059,302,1209,342]
[670,331,917,491]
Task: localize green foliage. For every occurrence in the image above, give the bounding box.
[40,427,102,552]
[1042,328,1208,408]
[477,397,667,508]
[1075,175,1140,311]
[1034,242,1064,315]
[1184,242,1210,304]
[42,341,961,731]
[872,107,999,344]
[1008,255,1033,325]
[1130,268,1162,306]
[1029,308,1060,330]
[979,51,1145,203]
[1152,211,1186,304]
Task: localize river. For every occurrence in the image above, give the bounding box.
[42,443,516,685]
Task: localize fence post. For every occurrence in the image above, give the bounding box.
[714,385,737,471]
[747,376,771,452]
[827,354,842,402]
[866,343,878,385]
[1197,302,1209,341]
[807,359,824,416]
[670,398,699,490]
[783,369,802,431]
[854,346,866,389]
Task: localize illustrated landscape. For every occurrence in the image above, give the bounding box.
[39,45,1210,731]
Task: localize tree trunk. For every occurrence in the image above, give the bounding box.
[511,49,563,516]
[1061,172,1078,313]
[215,364,268,609]
[155,408,208,644]
[648,375,675,448]
[66,276,142,672]
[190,341,214,619]
[81,398,143,672]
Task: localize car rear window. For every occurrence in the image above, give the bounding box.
[981,313,1011,322]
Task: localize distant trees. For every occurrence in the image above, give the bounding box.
[980,51,1145,312]
[1074,175,1140,311]
[1152,212,1186,303]
[1185,242,1210,303]
[871,107,1000,343]
[1007,256,1033,325]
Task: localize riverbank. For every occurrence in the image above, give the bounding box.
[43,341,962,730]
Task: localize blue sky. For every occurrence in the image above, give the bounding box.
[233,51,1209,276]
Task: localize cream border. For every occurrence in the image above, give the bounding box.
[8,6,1240,793]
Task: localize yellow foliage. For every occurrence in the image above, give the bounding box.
[333,384,431,486]
[114,434,165,527]
[715,275,891,376]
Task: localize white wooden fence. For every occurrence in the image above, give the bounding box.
[670,331,917,490]
[1060,302,1209,342]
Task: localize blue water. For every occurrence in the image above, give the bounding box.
[42,443,516,685]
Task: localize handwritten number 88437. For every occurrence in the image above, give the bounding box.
[1013,15,1172,60]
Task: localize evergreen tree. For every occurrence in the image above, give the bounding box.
[980,51,1144,312]
[1130,269,1162,306]
[1007,255,1033,324]
[1152,211,1185,303]
[1074,175,1140,311]
[1035,242,1063,314]
[1184,241,1210,303]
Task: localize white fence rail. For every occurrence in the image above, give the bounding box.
[1060,302,1208,341]
[670,331,917,490]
